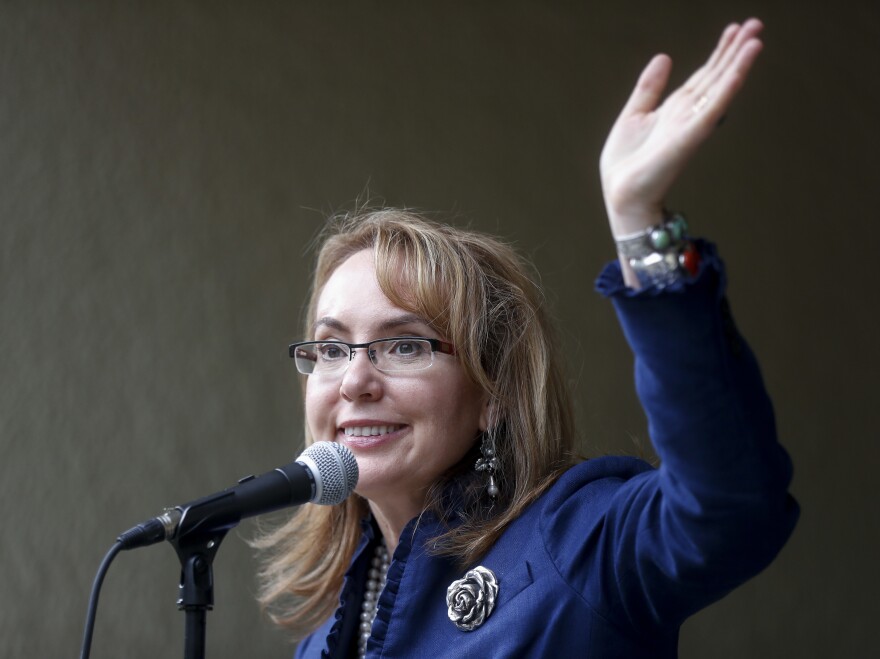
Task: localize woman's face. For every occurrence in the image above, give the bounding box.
[305,249,488,507]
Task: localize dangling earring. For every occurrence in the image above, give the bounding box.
[475,433,500,498]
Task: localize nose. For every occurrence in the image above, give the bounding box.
[338,348,383,402]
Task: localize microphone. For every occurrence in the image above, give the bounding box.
[117,441,358,550]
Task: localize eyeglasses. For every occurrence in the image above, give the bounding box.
[289,337,456,375]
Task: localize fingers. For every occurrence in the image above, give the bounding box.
[619,18,763,123]
[703,22,742,72]
[682,18,763,127]
[697,18,764,94]
[679,19,762,95]
[619,54,672,118]
[702,37,763,117]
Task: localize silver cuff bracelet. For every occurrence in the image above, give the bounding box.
[615,213,699,288]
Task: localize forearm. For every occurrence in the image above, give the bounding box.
[600,243,788,484]
[594,245,797,627]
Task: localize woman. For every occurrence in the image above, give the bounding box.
[256,18,798,657]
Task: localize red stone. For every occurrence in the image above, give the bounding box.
[681,244,701,277]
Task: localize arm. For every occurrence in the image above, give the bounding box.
[587,19,797,628]
[587,249,799,630]
[600,18,764,288]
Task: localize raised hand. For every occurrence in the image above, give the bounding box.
[600,18,764,239]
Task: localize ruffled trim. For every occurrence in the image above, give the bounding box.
[594,239,724,299]
[366,512,444,654]
[366,518,414,654]
[319,520,375,658]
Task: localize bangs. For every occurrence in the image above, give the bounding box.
[307,209,510,394]
[372,226,462,343]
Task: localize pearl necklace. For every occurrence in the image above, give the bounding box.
[357,541,389,658]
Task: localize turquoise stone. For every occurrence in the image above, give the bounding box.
[650,228,671,249]
[669,215,688,240]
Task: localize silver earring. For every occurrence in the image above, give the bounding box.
[475,433,500,498]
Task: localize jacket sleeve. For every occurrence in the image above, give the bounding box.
[585,241,799,631]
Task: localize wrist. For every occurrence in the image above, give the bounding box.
[602,191,665,239]
[607,209,664,239]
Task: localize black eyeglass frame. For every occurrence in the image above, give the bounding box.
[288,336,457,374]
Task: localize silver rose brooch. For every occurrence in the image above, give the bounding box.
[446,566,498,631]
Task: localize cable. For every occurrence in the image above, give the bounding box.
[79,541,123,659]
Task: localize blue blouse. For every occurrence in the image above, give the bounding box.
[295,244,799,658]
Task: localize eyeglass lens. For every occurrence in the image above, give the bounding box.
[293,339,434,374]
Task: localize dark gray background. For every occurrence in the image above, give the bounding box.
[2,1,876,657]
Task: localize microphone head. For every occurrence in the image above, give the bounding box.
[296,441,359,505]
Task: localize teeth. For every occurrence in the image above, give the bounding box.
[344,425,401,437]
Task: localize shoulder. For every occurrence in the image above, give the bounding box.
[500,456,656,545]
[478,456,658,619]
[545,456,655,508]
[537,456,657,550]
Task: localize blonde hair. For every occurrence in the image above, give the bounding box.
[254,208,576,637]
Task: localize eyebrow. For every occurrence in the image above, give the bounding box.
[312,313,431,335]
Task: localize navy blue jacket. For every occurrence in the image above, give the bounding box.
[296,245,799,658]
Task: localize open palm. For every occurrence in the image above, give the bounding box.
[601,19,765,237]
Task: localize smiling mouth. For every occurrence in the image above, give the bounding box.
[342,424,404,438]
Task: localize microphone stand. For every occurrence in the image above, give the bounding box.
[169,516,229,659]
[93,444,354,658]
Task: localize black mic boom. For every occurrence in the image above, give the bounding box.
[117,441,358,550]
